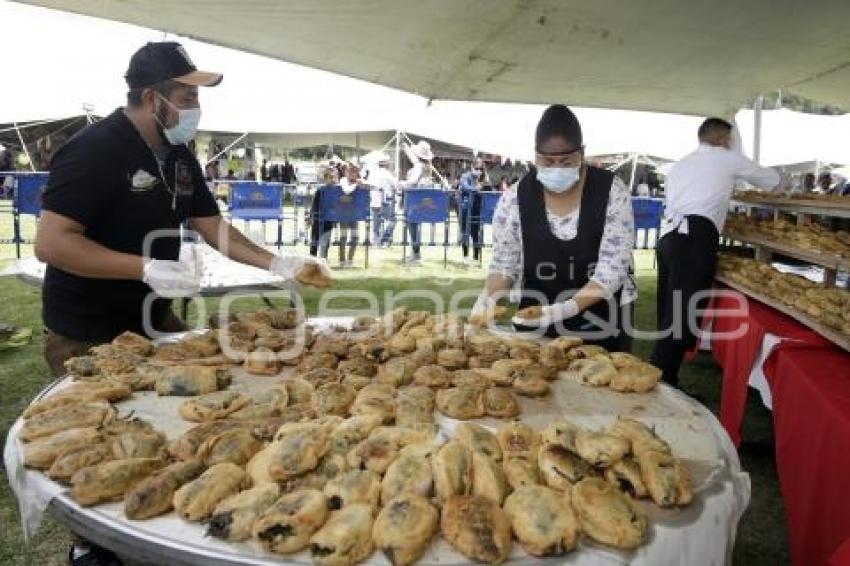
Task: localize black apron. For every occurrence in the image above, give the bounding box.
[515,166,630,349]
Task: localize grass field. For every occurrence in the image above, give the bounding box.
[0,249,788,565]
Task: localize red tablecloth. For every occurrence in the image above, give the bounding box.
[829,537,850,566]
[705,288,827,446]
[764,345,850,566]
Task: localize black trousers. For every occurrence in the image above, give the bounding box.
[459,204,481,261]
[407,223,421,256]
[650,216,719,387]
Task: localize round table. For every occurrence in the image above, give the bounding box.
[5,321,750,565]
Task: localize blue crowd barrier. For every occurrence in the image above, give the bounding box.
[228,181,284,249]
[632,197,664,249]
[402,188,451,266]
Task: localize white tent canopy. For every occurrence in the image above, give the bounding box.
[15,0,850,116]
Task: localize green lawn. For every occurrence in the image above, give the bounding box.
[0,253,788,565]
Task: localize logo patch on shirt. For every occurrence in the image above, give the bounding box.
[175,160,195,197]
[129,169,159,192]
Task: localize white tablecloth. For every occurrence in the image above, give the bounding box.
[5,322,751,565]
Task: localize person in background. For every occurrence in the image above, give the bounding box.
[399,140,434,264]
[309,167,338,260]
[802,172,816,193]
[818,172,833,193]
[224,168,237,180]
[472,104,636,350]
[282,159,296,184]
[458,158,484,265]
[337,164,362,267]
[269,162,280,182]
[650,117,783,387]
[260,158,269,181]
[365,153,397,247]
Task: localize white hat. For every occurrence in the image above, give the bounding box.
[410,141,433,161]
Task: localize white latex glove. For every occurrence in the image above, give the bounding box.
[269,255,332,283]
[512,299,580,328]
[469,293,507,327]
[142,259,201,298]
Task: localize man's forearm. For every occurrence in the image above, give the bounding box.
[484,273,513,298]
[37,232,143,280]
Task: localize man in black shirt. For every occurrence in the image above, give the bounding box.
[35,42,327,377]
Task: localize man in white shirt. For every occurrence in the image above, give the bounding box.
[364,154,398,247]
[650,117,782,387]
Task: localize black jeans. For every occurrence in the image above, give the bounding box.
[650,216,719,387]
[407,223,421,256]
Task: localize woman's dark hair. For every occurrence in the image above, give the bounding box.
[535,104,583,153]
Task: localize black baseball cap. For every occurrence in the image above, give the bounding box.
[125,41,223,89]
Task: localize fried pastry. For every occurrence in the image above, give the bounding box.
[435,386,485,420]
[511,372,550,397]
[568,345,609,360]
[243,347,282,376]
[71,458,165,506]
[23,385,130,419]
[284,377,315,405]
[604,457,648,498]
[270,422,331,480]
[47,443,114,482]
[373,494,438,566]
[437,348,468,370]
[609,362,661,393]
[472,451,510,504]
[381,443,435,504]
[246,441,278,486]
[23,427,102,469]
[300,367,342,388]
[253,489,329,554]
[64,355,98,376]
[433,440,473,503]
[20,402,115,442]
[111,331,154,356]
[295,262,331,288]
[440,495,512,563]
[228,387,289,420]
[346,434,399,475]
[208,483,280,541]
[571,477,647,549]
[566,357,618,387]
[541,419,582,453]
[167,420,248,461]
[377,357,416,387]
[124,459,204,520]
[538,444,595,491]
[312,382,356,417]
[407,346,437,368]
[196,428,263,466]
[412,364,452,388]
[454,422,502,461]
[637,450,693,507]
[502,457,541,489]
[504,485,581,556]
[388,333,417,356]
[110,430,167,459]
[451,369,490,390]
[609,417,671,456]
[337,357,377,378]
[350,384,396,423]
[496,420,541,461]
[309,503,375,566]
[340,374,372,391]
[323,469,381,510]
[575,430,630,468]
[154,366,231,396]
[172,462,250,522]
[328,414,383,455]
[609,351,642,369]
[178,391,251,423]
[299,352,340,373]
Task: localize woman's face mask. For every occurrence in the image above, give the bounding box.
[155,93,201,146]
[536,166,580,193]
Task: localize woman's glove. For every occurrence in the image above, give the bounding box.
[512,299,580,328]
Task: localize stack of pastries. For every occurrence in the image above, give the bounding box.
[718,255,850,336]
[19,307,690,565]
[725,213,850,256]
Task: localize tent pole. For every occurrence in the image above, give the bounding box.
[753,95,764,164]
[209,132,248,164]
[394,130,401,178]
[628,152,639,193]
[355,133,361,166]
[13,122,36,172]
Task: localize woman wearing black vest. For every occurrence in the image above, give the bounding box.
[472,105,636,351]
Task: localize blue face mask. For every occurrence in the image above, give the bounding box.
[156,93,201,146]
[537,166,580,193]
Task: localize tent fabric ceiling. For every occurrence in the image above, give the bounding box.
[15,0,850,116]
